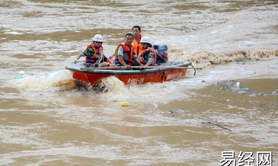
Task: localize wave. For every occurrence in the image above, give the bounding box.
[169,48,278,68]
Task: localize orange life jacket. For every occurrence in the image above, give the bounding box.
[114,43,135,66]
[139,48,157,66]
[132,34,145,56]
[85,44,103,64]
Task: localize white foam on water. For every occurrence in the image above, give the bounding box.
[11,70,75,92]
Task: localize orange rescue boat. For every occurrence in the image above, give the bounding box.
[65,61,193,86]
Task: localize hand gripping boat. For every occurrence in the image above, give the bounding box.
[65,45,194,86]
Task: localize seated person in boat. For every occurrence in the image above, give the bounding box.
[132,25,145,56]
[138,36,157,67]
[74,34,109,67]
[114,33,143,68]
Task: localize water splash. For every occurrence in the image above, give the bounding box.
[97,76,171,102]
[12,70,76,92]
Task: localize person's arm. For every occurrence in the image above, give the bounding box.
[118,56,128,66]
[74,48,91,63]
[134,57,143,66]
[117,45,124,57]
[145,58,154,67]
[132,52,143,66]
[74,54,84,63]
[144,51,154,66]
[117,46,130,67]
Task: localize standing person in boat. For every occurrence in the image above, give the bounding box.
[132,25,145,56]
[114,33,143,68]
[138,36,157,67]
[74,34,109,67]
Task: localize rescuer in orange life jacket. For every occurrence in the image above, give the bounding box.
[138,36,157,67]
[132,25,145,56]
[114,33,143,68]
[74,34,109,67]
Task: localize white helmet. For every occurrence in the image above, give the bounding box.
[92,34,103,42]
[140,36,152,46]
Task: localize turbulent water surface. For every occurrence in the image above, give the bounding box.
[0,0,278,165]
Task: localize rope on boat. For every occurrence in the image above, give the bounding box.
[94,47,104,65]
[190,64,197,76]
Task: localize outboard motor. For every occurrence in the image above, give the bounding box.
[153,45,168,65]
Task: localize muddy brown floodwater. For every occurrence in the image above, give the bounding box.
[0,0,278,165]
